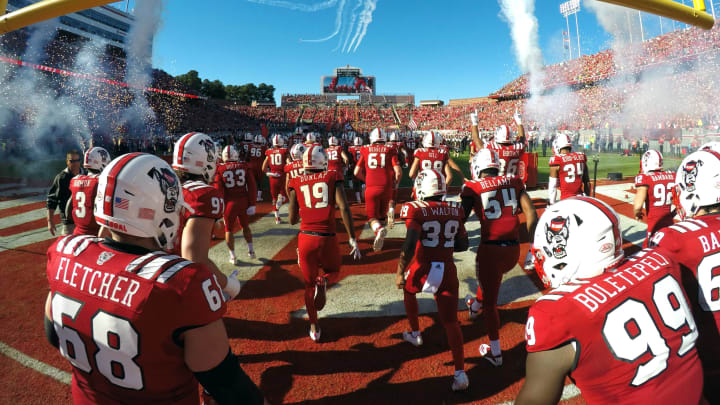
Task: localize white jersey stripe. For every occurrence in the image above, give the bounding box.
[125,252,163,273]
[136,255,181,280]
[677,221,701,232]
[668,224,689,233]
[62,235,93,255]
[156,260,192,284]
[686,218,708,228]
[55,235,73,252]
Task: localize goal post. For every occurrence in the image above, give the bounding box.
[597,0,714,29]
[0,0,115,34]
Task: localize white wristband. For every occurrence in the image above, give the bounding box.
[223,275,241,300]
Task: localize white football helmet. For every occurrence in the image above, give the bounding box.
[290,143,306,162]
[244,133,254,142]
[222,145,239,162]
[470,148,501,180]
[495,125,513,143]
[328,136,340,146]
[83,146,111,172]
[414,169,447,201]
[369,128,386,144]
[672,149,720,220]
[303,144,328,171]
[388,131,399,143]
[422,131,442,148]
[95,153,184,251]
[531,196,624,289]
[254,135,266,145]
[353,136,364,146]
[553,133,572,154]
[172,132,217,183]
[640,150,663,174]
[271,133,284,147]
[700,141,720,153]
[305,132,317,144]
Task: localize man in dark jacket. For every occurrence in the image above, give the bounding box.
[46,150,83,236]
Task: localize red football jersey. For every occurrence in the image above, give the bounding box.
[356,144,400,188]
[47,235,226,405]
[290,134,304,146]
[70,174,101,236]
[400,200,467,266]
[239,141,253,158]
[405,136,417,151]
[461,176,525,242]
[487,141,525,178]
[214,161,257,201]
[265,147,288,176]
[348,145,363,165]
[649,215,720,388]
[174,181,224,255]
[525,249,702,405]
[247,144,266,169]
[288,170,344,233]
[284,160,304,180]
[549,152,588,200]
[634,171,675,236]
[326,146,345,172]
[413,147,449,173]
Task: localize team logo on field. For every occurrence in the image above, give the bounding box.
[681,159,702,192]
[545,216,570,259]
[97,251,114,265]
[148,166,180,213]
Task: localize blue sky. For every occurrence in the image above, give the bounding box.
[117,0,684,103]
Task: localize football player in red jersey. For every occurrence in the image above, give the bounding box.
[633,149,675,247]
[172,132,241,301]
[648,149,720,403]
[348,135,365,203]
[326,135,350,174]
[215,145,257,262]
[68,147,111,236]
[461,149,537,366]
[45,153,265,405]
[547,133,591,206]
[409,131,464,184]
[470,110,526,178]
[288,145,361,342]
[240,132,254,159]
[248,135,267,202]
[354,128,402,250]
[516,197,703,405]
[387,131,409,168]
[396,169,470,391]
[284,143,306,197]
[262,134,290,224]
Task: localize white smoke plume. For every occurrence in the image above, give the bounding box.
[498,0,545,96]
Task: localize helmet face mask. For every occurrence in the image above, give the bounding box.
[673,150,720,220]
[95,153,184,251]
[413,169,446,201]
[172,132,217,183]
[532,197,624,289]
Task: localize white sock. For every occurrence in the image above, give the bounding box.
[388,207,394,215]
[228,250,235,259]
[247,242,254,252]
[257,191,262,199]
[371,222,381,232]
[355,191,361,201]
[274,211,279,218]
[490,339,501,357]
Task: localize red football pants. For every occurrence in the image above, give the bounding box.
[298,233,341,324]
[365,186,392,221]
[224,198,249,232]
[268,176,287,205]
[476,243,519,341]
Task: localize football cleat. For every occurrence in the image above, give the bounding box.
[465,294,481,319]
[256,191,263,202]
[373,227,387,252]
[309,328,321,343]
[314,276,328,311]
[402,331,423,347]
[275,215,281,225]
[479,344,503,367]
[228,251,236,265]
[451,370,469,392]
[248,250,256,259]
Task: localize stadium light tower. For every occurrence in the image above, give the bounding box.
[560,0,581,59]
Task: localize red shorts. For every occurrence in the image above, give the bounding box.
[297,233,340,287]
[404,260,458,297]
[268,175,287,202]
[224,198,249,232]
[365,186,392,220]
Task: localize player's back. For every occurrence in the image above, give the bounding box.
[326,146,344,171]
[526,248,702,405]
[360,144,397,187]
[46,235,225,405]
[650,214,720,382]
[216,161,252,199]
[348,145,363,164]
[284,160,304,180]
[635,170,674,220]
[265,147,288,175]
[248,144,265,168]
[488,141,524,177]
[461,176,524,242]
[289,170,343,233]
[414,147,448,172]
[400,200,464,264]
[550,152,587,199]
[70,174,100,236]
